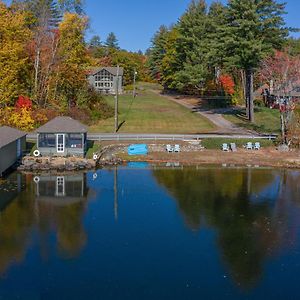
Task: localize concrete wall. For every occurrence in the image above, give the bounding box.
[0,137,26,176]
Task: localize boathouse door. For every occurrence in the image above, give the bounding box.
[56,134,65,153]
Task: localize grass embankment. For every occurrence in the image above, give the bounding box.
[201,138,274,149]
[86,141,101,159]
[223,107,281,134]
[89,89,216,133]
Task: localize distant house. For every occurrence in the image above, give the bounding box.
[0,126,26,176]
[255,82,300,100]
[87,67,123,94]
[36,117,88,157]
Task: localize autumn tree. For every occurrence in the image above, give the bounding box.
[0,2,31,106]
[57,12,89,108]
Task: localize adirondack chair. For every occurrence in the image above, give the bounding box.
[166,145,174,153]
[246,142,253,150]
[174,144,181,153]
[254,142,261,150]
[230,143,237,152]
[222,143,229,151]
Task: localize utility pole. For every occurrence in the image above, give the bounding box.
[114,65,120,133]
[133,69,137,98]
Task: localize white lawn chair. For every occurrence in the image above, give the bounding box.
[246,142,253,150]
[222,143,229,151]
[174,144,181,153]
[254,142,261,150]
[166,145,174,153]
[230,143,237,152]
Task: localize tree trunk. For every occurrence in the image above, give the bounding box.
[280,112,286,144]
[245,68,255,123]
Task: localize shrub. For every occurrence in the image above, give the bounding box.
[15,95,32,109]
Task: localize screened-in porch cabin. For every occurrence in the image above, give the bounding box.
[36,117,88,157]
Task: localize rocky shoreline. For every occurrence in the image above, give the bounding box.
[18,155,123,173]
[16,143,300,173]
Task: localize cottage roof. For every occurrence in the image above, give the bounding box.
[37,117,88,134]
[88,66,124,76]
[0,126,26,149]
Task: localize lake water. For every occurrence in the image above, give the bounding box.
[0,166,300,299]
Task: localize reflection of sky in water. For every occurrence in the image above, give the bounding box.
[250,175,281,205]
[0,168,300,299]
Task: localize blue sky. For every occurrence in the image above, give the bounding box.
[3,0,300,52]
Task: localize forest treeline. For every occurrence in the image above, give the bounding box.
[0,0,149,130]
[147,0,300,122]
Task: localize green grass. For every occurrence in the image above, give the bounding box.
[89,89,216,133]
[86,141,101,159]
[223,107,281,134]
[202,138,274,149]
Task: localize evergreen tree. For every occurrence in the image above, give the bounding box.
[105,32,119,49]
[217,0,289,122]
[172,0,210,92]
[57,0,84,15]
[89,35,101,48]
[147,25,169,82]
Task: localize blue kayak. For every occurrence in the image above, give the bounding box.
[127,144,148,156]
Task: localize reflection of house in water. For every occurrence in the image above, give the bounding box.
[0,173,24,211]
[35,174,88,206]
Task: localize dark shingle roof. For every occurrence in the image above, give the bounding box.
[37,117,88,134]
[0,126,26,149]
[88,66,124,76]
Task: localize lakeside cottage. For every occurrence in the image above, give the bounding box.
[36,117,88,157]
[87,67,124,94]
[0,126,26,176]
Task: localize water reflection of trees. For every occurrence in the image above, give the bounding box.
[154,168,300,289]
[0,173,89,275]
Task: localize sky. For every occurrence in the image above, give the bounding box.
[3,0,300,52]
[85,0,300,52]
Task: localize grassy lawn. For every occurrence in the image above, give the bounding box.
[223,107,281,134]
[89,90,216,133]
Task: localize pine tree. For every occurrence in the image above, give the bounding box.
[147,25,170,83]
[218,0,289,122]
[89,35,102,48]
[172,0,210,92]
[105,32,119,49]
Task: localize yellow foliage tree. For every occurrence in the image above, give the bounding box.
[0,2,32,106]
[57,13,89,107]
[0,107,35,131]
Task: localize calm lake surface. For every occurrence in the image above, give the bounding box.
[0,165,300,299]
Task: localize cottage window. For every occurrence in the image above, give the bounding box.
[94,69,114,90]
[38,134,56,148]
[66,134,83,149]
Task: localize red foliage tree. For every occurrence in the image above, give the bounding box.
[15,95,32,109]
[219,74,235,95]
[259,50,300,96]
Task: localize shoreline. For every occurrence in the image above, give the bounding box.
[15,142,300,174]
[116,148,300,170]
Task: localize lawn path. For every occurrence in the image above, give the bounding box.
[151,90,255,135]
